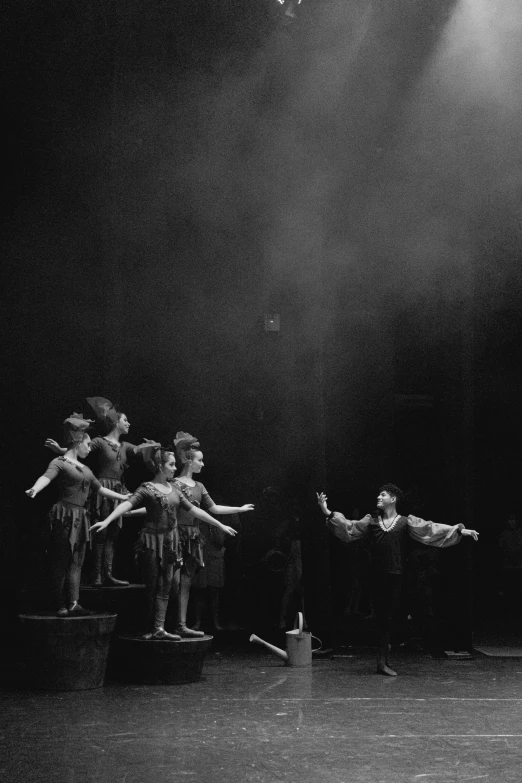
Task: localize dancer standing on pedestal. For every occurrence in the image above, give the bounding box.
[172,432,255,638]
[89,445,238,640]
[317,483,479,675]
[46,396,155,586]
[26,415,131,616]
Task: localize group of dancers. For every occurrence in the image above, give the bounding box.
[26,397,254,640]
[25,394,481,673]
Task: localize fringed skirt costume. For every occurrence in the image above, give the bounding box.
[172,480,215,571]
[127,482,193,573]
[43,457,101,553]
[88,437,137,525]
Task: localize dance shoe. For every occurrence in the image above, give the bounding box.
[176,625,204,638]
[104,573,129,587]
[68,602,95,616]
[151,629,181,641]
[56,607,69,617]
[376,664,398,677]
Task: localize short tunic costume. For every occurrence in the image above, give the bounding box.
[172,480,215,568]
[127,482,193,571]
[88,437,138,524]
[43,457,101,552]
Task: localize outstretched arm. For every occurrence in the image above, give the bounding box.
[25,476,52,498]
[407,515,479,547]
[207,503,254,515]
[90,501,134,533]
[45,438,66,455]
[189,504,237,537]
[317,492,371,543]
[98,486,131,502]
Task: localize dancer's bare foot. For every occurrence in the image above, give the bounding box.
[377,664,398,676]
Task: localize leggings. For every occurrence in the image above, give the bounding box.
[141,549,180,631]
[49,524,87,609]
[373,572,403,652]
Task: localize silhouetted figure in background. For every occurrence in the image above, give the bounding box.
[498,511,522,622]
[278,499,306,629]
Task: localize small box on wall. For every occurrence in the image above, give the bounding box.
[264,314,281,332]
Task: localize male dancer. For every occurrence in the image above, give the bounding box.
[317,484,479,675]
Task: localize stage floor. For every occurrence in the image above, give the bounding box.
[2,643,522,783]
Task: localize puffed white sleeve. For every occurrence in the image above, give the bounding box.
[327,513,372,544]
[407,515,464,548]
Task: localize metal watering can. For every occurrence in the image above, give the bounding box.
[249,613,319,667]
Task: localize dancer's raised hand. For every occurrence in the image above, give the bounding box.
[45,438,66,454]
[316,492,329,516]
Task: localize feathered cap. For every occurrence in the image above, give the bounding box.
[86,396,120,429]
[63,413,94,446]
[137,441,166,473]
[173,431,200,463]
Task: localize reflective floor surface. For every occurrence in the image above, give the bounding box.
[2,644,522,783]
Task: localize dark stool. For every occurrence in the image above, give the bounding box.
[18,613,117,690]
[111,634,213,684]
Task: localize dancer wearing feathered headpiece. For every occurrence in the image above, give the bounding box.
[89,443,239,640]
[26,414,131,616]
[172,432,255,637]
[45,396,156,586]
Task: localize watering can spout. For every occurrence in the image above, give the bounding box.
[249,634,289,661]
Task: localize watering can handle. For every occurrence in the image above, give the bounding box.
[294,612,304,637]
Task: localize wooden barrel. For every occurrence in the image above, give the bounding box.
[18,613,117,691]
[112,634,213,685]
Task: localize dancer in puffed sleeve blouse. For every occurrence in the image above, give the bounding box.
[26,415,130,616]
[90,445,237,640]
[317,483,479,676]
[46,396,155,586]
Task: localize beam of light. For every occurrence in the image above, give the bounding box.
[362,0,522,301]
[431,0,522,109]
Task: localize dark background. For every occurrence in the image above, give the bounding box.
[1,0,521,643]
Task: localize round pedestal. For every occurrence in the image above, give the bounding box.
[112,634,213,685]
[18,613,117,691]
[80,584,147,634]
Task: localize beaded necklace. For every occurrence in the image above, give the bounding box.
[378,513,399,533]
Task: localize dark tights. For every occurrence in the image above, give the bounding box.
[49,523,86,610]
[373,572,402,665]
[141,549,180,632]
